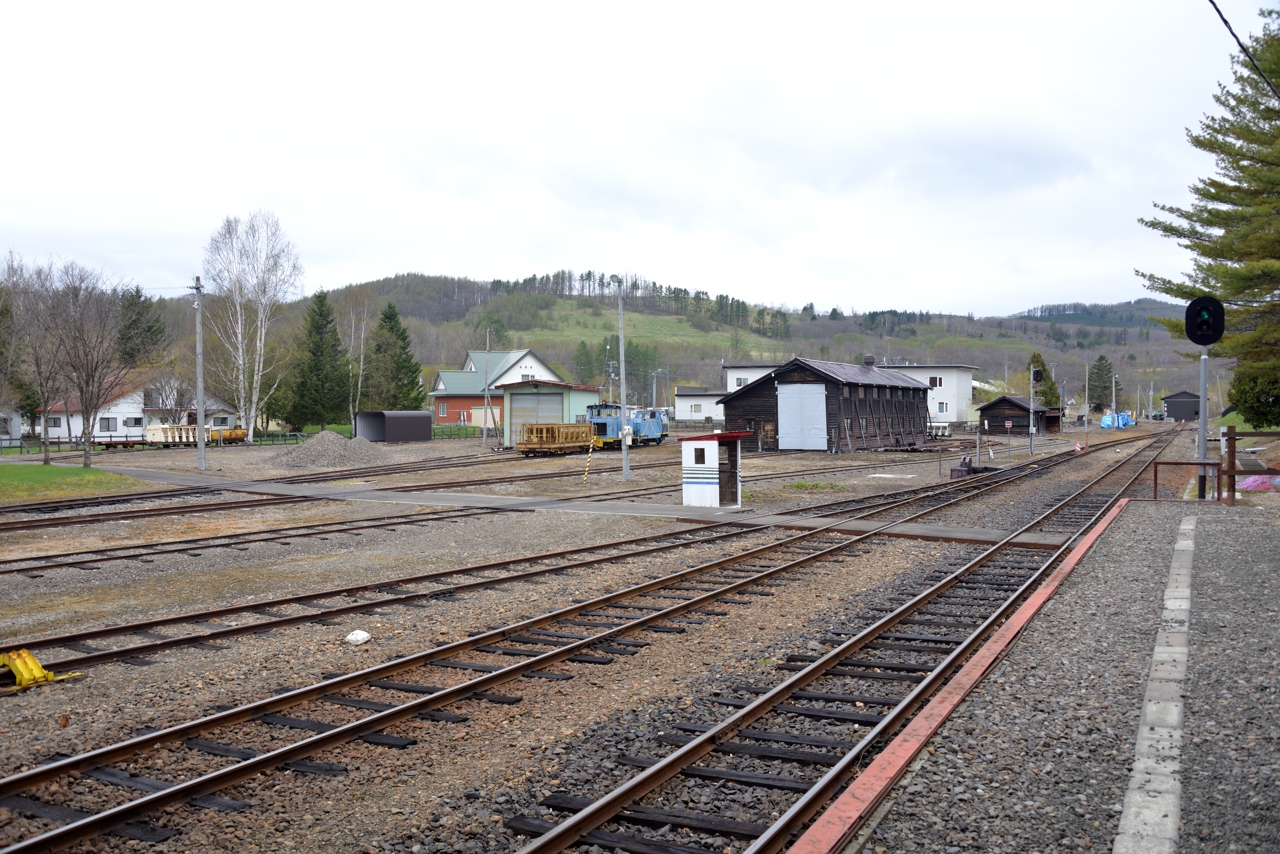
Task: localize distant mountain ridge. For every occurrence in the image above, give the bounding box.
[1010,298,1181,328]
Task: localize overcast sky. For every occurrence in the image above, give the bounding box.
[0,2,1266,316]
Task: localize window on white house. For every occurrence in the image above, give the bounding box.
[694,448,706,464]
[736,377,747,387]
[99,417,117,432]
[522,374,534,382]
[45,416,61,428]
[930,376,942,388]
[213,416,230,427]
[691,404,702,414]
[124,417,143,428]
[438,403,447,417]
[938,401,949,414]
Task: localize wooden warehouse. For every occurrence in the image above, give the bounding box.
[976,395,1056,434]
[718,356,931,452]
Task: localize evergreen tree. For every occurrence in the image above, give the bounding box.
[288,291,348,430]
[1138,9,1280,426]
[365,303,425,411]
[1086,355,1118,413]
[572,341,594,383]
[1026,352,1061,407]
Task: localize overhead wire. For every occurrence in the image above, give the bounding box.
[1207,0,1280,103]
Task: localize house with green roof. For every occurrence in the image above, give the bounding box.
[427,349,564,426]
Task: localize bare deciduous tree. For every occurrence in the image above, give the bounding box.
[201,210,303,442]
[59,263,165,467]
[145,361,195,426]
[5,256,67,463]
[338,298,373,426]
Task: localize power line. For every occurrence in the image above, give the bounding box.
[1207,0,1280,103]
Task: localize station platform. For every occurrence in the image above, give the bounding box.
[802,499,1279,854]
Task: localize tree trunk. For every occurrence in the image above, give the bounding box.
[40,405,50,465]
[81,410,94,468]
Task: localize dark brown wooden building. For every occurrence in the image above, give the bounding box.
[976,395,1055,434]
[717,356,931,452]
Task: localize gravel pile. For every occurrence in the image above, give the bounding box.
[270,430,389,469]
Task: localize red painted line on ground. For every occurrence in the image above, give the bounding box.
[789,498,1132,854]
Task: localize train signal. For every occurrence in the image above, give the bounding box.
[1185,296,1224,346]
[1032,369,1043,383]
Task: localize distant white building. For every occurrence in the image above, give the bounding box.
[673,387,725,422]
[35,380,238,443]
[889,364,978,424]
[1,410,20,447]
[724,364,781,392]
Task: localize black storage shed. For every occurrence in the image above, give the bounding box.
[1162,391,1199,423]
[717,356,931,452]
[354,411,433,443]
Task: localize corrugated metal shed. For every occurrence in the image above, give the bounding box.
[354,411,433,443]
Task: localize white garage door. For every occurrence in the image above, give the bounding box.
[510,393,564,425]
[777,383,827,450]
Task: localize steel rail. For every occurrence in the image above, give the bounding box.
[0,440,1116,851]
[0,515,899,851]
[510,430,1177,854]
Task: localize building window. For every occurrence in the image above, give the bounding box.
[736,377,747,387]
[938,401,949,414]
[213,416,230,427]
[691,404,702,414]
[930,376,943,388]
[438,403,448,417]
[99,417,117,432]
[46,416,61,428]
[124,417,144,428]
[522,374,534,382]
[694,448,706,465]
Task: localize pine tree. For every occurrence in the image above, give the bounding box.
[288,291,349,430]
[365,303,425,411]
[572,341,594,383]
[1138,9,1280,426]
[1086,355,1118,413]
[1026,352,1061,407]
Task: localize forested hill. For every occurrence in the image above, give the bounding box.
[289,271,1201,403]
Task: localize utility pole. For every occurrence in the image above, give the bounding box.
[190,276,206,472]
[612,274,630,481]
[1084,369,1089,449]
[1112,373,1118,432]
[481,329,491,447]
[1028,371,1035,456]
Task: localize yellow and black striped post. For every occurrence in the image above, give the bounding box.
[582,440,594,483]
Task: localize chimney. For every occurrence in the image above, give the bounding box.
[863,354,875,368]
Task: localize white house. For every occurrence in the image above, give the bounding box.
[889,364,978,425]
[725,364,781,392]
[35,381,238,443]
[673,386,725,422]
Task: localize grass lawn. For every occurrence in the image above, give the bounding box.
[0,465,146,505]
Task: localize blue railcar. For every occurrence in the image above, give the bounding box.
[587,405,669,449]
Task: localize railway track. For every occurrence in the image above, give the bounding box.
[2,441,1089,667]
[3,434,1081,518]
[0,434,1167,851]
[502,430,1180,854]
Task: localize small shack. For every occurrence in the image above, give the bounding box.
[496,379,602,444]
[976,396,1051,435]
[718,356,931,452]
[680,431,752,508]
[353,411,434,443]
[1162,391,1199,423]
